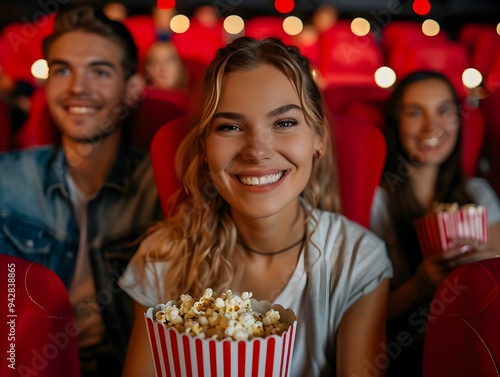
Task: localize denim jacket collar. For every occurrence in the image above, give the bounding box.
[44,144,134,197]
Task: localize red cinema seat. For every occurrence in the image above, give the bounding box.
[15,88,56,149]
[318,20,384,85]
[132,87,190,150]
[0,254,80,377]
[485,49,500,92]
[123,15,157,62]
[423,258,500,377]
[170,18,225,90]
[150,117,190,216]
[322,82,390,117]
[469,27,500,78]
[172,18,225,68]
[0,23,39,85]
[471,28,500,76]
[331,113,387,228]
[0,15,55,86]
[244,15,293,46]
[458,23,496,54]
[382,20,448,56]
[345,100,385,130]
[480,88,500,196]
[391,41,469,99]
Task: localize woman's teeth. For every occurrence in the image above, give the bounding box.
[422,138,440,147]
[239,172,283,186]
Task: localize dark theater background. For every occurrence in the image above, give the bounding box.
[2,0,500,30]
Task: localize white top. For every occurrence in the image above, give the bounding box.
[119,208,393,377]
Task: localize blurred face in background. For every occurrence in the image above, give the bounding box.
[152,6,175,31]
[143,41,186,90]
[103,2,128,21]
[193,5,219,28]
[398,77,460,167]
[311,5,339,33]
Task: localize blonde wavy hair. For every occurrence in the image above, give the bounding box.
[146,37,340,298]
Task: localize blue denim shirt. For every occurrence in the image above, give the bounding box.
[0,145,163,360]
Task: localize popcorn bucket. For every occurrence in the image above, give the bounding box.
[145,300,297,377]
[415,205,488,258]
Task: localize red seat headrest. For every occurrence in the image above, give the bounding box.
[0,255,80,377]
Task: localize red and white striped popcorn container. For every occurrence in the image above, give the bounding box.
[415,205,488,258]
[144,300,297,377]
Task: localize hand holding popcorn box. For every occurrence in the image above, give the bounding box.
[145,288,297,377]
[415,203,488,258]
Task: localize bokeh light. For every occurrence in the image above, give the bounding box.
[224,15,245,35]
[157,0,175,10]
[413,0,431,16]
[351,17,370,36]
[422,19,440,36]
[274,0,294,14]
[31,59,48,80]
[374,66,397,88]
[170,14,190,33]
[462,68,483,89]
[497,22,500,36]
[283,16,303,36]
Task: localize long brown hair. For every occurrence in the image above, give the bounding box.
[382,70,472,270]
[146,37,340,298]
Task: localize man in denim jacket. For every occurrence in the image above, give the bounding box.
[0,5,162,376]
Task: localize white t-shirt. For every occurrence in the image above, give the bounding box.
[119,208,393,377]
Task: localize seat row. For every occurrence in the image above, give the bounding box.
[1,13,499,92]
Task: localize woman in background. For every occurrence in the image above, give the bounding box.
[371,70,500,376]
[142,39,189,91]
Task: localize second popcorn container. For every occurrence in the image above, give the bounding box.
[414,204,488,257]
[144,291,297,377]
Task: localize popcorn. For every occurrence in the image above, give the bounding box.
[145,292,297,377]
[431,201,476,213]
[152,288,289,341]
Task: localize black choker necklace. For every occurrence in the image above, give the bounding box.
[237,235,305,256]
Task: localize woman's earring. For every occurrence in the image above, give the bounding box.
[315,150,324,159]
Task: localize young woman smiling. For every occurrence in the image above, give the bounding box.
[120,37,392,377]
[370,70,500,376]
